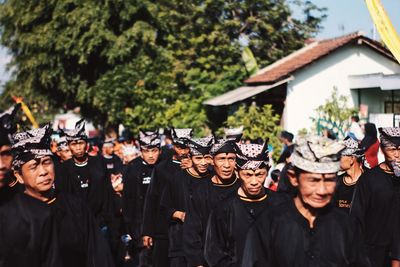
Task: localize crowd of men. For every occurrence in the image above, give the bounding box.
[0,103,399,267]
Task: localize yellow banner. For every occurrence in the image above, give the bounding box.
[365,0,400,63]
[12,96,39,128]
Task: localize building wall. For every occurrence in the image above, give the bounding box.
[356,88,400,114]
[284,45,400,135]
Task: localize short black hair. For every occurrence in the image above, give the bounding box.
[280,131,294,142]
[351,115,360,122]
[270,169,280,183]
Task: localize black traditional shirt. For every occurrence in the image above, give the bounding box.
[204,190,288,267]
[103,154,123,178]
[160,168,212,257]
[183,175,241,267]
[350,165,400,265]
[243,200,370,267]
[56,155,114,228]
[0,176,23,205]
[334,174,357,212]
[142,158,181,239]
[122,157,156,244]
[0,192,115,267]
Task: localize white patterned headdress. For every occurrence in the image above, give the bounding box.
[187,135,214,156]
[236,141,269,170]
[64,119,87,141]
[210,138,238,156]
[290,135,345,174]
[171,128,192,146]
[379,127,400,147]
[11,124,53,170]
[341,136,364,157]
[138,130,161,148]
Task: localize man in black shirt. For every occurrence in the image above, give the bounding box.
[161,135,214,267]
[0,124,114,267]
[0,104,23,205]
[183,138,240,267]
[102,138,123,179]
[100,137,127,265]
[142,128,192,267]
[334,136,364,212]
[205,141,286,267]
[56,119,114,231]
[243,135,370,267]
[351,127,400,266]
[122,130,162,266]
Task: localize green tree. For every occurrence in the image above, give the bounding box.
[0,0,326,133]
[312,88,358,138]
[219,104,282,161]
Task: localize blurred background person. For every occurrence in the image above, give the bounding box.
[277,131,294,164]
[361,123,379,169]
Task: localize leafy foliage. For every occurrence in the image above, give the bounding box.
[219,104,283,161]
[312,88,358,138]
[0,0,326,133]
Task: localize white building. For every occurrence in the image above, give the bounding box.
[205,32,400,135]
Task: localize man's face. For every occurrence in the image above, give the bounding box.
[290,171,337,209]
[239,168,268,196]
[173,144,190,159]
[141,147,161,165]
[103,144,114,156]
[14,156,55,195]
[213,153,236,180]
[339,155,354,171]
[0,145,12,187]
[57,147,72,162]
[69,139,87,158]
[382,146,400,163]
[191,154,212,174]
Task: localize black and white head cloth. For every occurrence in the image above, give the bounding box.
[290,135,345,174]
[171,128,192,146]
[138,130,161,149]
[379,127,400,148]
[64,119,87,142]
[187,136,214,156]
[341,136,364,157]
[57,136,68,150]
[210,138,238,156]
[11,124,53,170]
[0,103,20,146]
[224,126,243,142]
[236,141,269,170]
[103,137,116,147]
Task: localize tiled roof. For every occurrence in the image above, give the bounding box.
[245,32,396,84]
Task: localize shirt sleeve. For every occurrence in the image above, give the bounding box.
[349,175,370,234]
[241,222,271,267]
[160,176,178,223]
[204,208,235,267]
[183,187,207,267]
[122,164,138,238]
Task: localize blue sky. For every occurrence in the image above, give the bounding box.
[312,0,400,39]
[1,0,400,88]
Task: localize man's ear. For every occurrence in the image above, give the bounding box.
[287,168,298,187]
[351,156,356,165]
[14,170,24,184]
